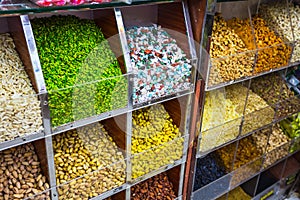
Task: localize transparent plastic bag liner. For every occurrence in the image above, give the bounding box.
[131,135,186,179]
[47,74,128,128]
[131,58,196,105]
[199,117,242,153]
[0,93,44,143]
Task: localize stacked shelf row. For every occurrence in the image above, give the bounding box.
[192,114,300,199]
[0,2,196,200]
[188,0,300,199]
[200,0,300,91]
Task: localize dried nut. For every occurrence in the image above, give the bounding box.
[0,143,49,199]
[250,73,300,119]
[54,122,126,200]
[208,15,254,86]
[131,173,176,200]
[252,16,291,73]
[0,33,43,143]
[131,104,184,179]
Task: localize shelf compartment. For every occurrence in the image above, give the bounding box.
[279,113,300,153]
[270,156,300,182]
[29,10,129,129]
[0,93,44,150]
[287,1,300,63]
[120,2,197,106]
[192,174,232,200]
[202,1,294,91]
[255,173,280,199]
[0,139,51,200]
[202,1,257,90]
[215,133,264,188]
[56,159,127,200]
[193,153,229,191]
[130,97,189,180]
[130,134,187,180]
[198,118,241,154]
[230,156,263,189]
[0,16,45,150]
[216,186,251,200]
[52,120,126,199]
[131,166,181,200]
[263,124,291,169]
[192,151,232,200]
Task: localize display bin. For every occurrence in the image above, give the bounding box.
[55,159,127,200]
[241,170,280,200]
[241,104,275,136]
[249,71,300,120]
[230,156,263,189]
[200,0,294,91]
[0,139,52,200]
[192,174,232,200]
[52,118,127,199]
[129,97,189,181]
[0,16,46,150]
[120,2,197,107]
[198,118,241,154]
[200,1,257,91]
[192,152,232,200]
[263,140,291,169]
[28,10,130,133]
[287,0,300,63]
[130,165,182,200]
[275,93,300,121]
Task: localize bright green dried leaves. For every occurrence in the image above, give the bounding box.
[31,15,127,127]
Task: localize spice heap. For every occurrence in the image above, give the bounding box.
[131,104,184,178]
[193,154,227,191]
[32,15,127,127]
[131,173,177,200]
[0,33,43,142]
[208,15,255,86]
[53,122,126,199]
[126,25,192,104]
[0,143,50,200]
[250,73,300,119]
